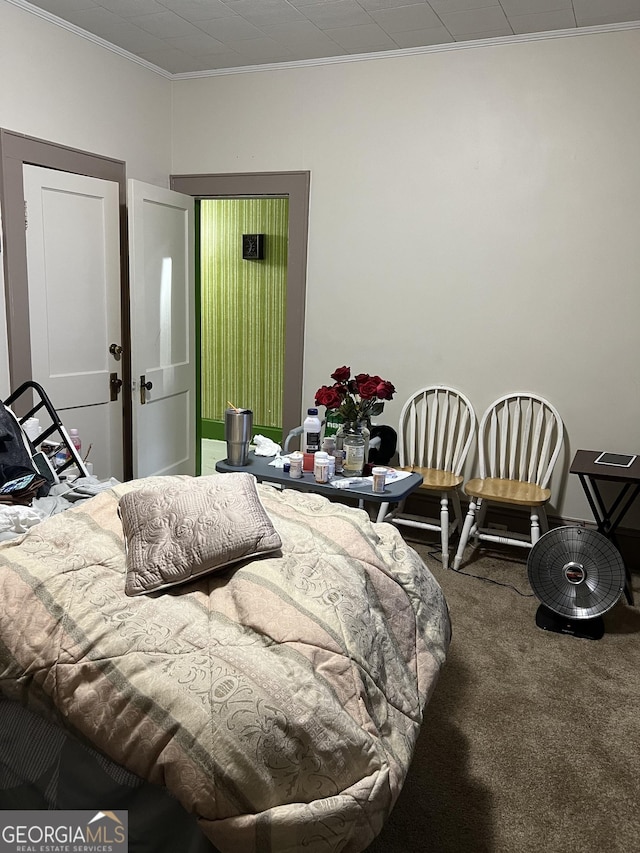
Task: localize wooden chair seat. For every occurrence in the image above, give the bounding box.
[465,477,551,507]
[402,466,463,491]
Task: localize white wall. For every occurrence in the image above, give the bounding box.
[0,0,171,422]
[0,1,171,186]
[171,29,640,523]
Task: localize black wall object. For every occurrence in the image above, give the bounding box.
[242,234,265,260]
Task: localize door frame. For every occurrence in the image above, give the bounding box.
[0,128,132,478]
[170,171,309,443]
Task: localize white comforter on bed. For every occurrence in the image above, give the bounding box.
[0,477,450,852]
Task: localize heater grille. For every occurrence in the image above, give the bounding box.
[527,527,624,620]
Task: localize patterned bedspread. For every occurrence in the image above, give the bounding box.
[0,478,450,852]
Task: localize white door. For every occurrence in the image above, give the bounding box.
[23,165,123,480]
[128,180,195,478]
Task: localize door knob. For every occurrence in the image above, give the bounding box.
[110,372,123,401]
[109,343,123,360]
[140,375,153,405]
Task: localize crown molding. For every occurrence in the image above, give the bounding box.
[174,20,640,79]
[7,0,640,81]
[5,0,172,78]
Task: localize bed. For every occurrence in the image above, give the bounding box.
[0,474,450,852]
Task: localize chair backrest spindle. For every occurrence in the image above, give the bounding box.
[399,385,476,476]
[478,393,563,486]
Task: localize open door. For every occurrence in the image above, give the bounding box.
[128,180,195,478]
[23,165,123,480]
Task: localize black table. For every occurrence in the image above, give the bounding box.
[570,449,639,605]
[215,452,423,522]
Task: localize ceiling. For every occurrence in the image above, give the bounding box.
[19,0,640,76]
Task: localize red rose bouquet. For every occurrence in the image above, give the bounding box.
[315,366,396,424]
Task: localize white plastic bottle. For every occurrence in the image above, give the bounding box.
[313,451,329,483]
[303,408,322,453]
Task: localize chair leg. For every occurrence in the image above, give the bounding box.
[530,508,541,545]
[440,494,450,570]
[474,498,487,544]
[454,498,477,570]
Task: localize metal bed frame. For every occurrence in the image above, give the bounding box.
[3,380,89,479]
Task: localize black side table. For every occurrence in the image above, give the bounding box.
[570,449,640,605]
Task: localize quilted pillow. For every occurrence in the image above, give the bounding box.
[120,473,282,596]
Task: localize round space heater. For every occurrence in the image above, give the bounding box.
[527,527,625,640]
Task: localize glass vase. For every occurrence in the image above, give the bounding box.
[340,421,370,477]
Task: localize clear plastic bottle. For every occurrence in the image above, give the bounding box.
[303,408,322,454]
[54,447,69,469]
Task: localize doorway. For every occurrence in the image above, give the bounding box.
[199,196,289,447]
[170,172,310,452]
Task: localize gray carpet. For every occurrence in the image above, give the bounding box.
[367,536,640,853]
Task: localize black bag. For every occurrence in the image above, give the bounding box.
[0,404,50,499]
[368,425,398,466]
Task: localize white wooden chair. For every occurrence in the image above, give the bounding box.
[379,385,476,569]
[453,392,564,570]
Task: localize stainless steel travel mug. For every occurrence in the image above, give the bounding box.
[224,408,253,466]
